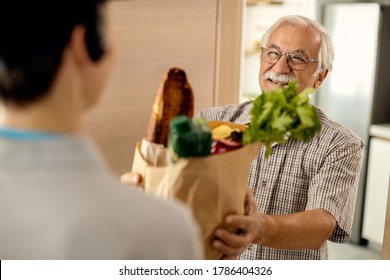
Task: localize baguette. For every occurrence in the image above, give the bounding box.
[145,67,194,147]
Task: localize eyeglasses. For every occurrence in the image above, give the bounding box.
[260,47,319,71]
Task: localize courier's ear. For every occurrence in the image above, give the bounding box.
[68,25,91,67]
[313,69,328,89]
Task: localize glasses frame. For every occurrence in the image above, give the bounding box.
[260,47,319,71]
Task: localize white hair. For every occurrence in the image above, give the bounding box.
[261,15,334,73]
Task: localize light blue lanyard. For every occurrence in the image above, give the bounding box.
[0,127,60,141]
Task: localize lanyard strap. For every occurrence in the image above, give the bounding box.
[0,127,60,141]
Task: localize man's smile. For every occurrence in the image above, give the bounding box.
[267,78,289,86]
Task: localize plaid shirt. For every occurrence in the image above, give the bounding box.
[198,101,364,260]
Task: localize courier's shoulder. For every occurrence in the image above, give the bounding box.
[198,101,253,124]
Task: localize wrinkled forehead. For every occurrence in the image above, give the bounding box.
[267,23,321,57]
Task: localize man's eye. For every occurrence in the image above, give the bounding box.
[290,55,308,64]
[267,50,280,58]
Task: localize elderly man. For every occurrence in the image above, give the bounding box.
[199,15,364,260]
[122,15,364,260]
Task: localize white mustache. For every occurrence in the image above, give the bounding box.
[263,71,296,84]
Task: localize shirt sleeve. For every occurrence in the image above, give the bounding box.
[306,139,364,243]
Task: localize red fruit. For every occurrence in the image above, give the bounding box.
[211,139,243,155]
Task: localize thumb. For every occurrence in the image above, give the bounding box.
[244,187,257,215]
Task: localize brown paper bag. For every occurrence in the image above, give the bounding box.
[131,141,262,259]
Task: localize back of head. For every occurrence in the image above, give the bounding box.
[0,0,107,106]
[261,15,334,74]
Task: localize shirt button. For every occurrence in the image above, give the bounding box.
[247,244,253,251]
[261,180,267,187]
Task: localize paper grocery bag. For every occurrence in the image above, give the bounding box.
[131,141,262,259]
[131,141,168,190]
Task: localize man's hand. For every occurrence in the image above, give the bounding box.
[244,187,257,215]
[213,188,261,259]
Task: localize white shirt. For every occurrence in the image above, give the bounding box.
[0,134,203,259]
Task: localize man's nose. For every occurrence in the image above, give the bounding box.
[272,54,291,74]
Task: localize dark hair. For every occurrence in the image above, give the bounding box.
[0,0,107,106]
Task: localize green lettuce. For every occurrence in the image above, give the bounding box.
[242,80,321,158]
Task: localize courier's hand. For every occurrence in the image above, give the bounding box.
[213,188,261,259]
[120,172,144,189]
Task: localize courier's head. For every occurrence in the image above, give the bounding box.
[0,0,113,109]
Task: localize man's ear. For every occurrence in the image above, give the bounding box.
[313,69,329,89]
[68,25,90,67]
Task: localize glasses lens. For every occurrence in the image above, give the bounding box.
[261,48,281,64]
[261,48,312,70]
[287,54,309,70]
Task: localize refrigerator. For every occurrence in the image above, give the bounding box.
[316,3,390,244]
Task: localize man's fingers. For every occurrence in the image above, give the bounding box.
[212,239,246,257]
[215,228,247,249]
[225,215,252,231]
